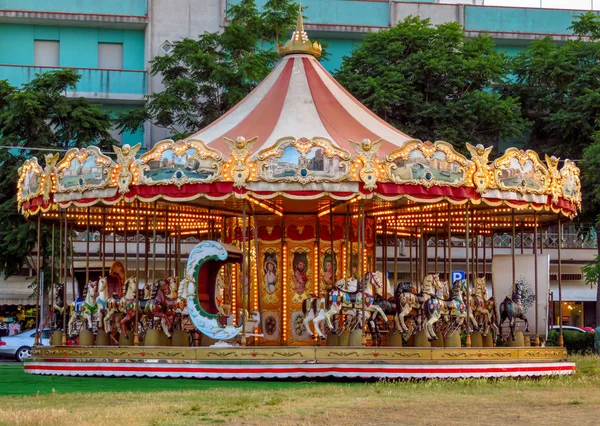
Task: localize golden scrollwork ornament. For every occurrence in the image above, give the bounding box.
[349,138,382,191]
[545,154,562,204]
[42,153,59,203]
[113,143,141,194]
[466,143,493,194]
[224,136,257,189]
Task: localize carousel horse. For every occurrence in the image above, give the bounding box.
[103,276,138,339]
[484,296,500,341]
[422,279,468,341]
[95,277,110,330]
[323,271,388,335]
[469,277,491,336]
[52,283,66,328]
[499,281,529,341]
[302,292,328,340]
[144,278,177,339]
[371,294,396,337]
[394,273,441,334]
[68,280,99,337]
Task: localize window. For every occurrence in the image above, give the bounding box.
[34,40,59,67]
[98,43,123,70]
[160,40,174,54]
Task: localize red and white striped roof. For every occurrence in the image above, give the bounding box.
[187,53,412,155]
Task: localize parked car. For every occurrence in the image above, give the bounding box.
[0,329,50,362]
[581,327,596,333]
[549,325,589,333]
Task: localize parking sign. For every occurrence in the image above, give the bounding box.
[451,270,466,284]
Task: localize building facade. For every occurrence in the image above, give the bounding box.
[0,0,597,326]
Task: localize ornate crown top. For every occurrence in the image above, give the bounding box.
[277,4,322,58]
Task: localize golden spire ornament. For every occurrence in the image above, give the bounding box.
[277,4,322,58]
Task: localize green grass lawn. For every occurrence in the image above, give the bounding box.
[0,356,598,425]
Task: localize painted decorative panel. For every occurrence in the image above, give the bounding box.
[560,159,581,207]
[55,146,115,193]
[257,137,351,184]
[493,148,548,194]
[385,140,472,188]
[17,157,43,205]
[135,139,223,187]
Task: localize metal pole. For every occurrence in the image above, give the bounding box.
[345,206,350,282]
[124,213,128,285]
[34,214,42,346]
[408,229,412,284]
[534,212,539,346]
[558,219,563,347]
[101,210,106,277]
[434,226,438,274]
[465,204,471,347]
[521,221,524,255]
[329,201,335,289]
[152,202,157,286]
[86,207,90,285]
[62,211,68,344]
[252,208,262,337]
[134,202,141,346]
[382,220,388,298]
[145,216,149,296]
[50,222,55,323]
[164,206,169,279]
[447,202,452,283]
[511,209,516,292]
[360,200,366,338]
[241,199,247,345]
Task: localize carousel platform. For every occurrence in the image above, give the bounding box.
[25,346,574,380]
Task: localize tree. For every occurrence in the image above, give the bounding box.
[0,70,115,281]
[505,12,600,326]
[117,0,301,141]
[335,16,526,151]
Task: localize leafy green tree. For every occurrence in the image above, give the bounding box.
[335,16,526,151]
[0,70,114,281]
[117,0,301,141]
[507,12,600,326]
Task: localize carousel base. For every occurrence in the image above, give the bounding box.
[25,346,575,380]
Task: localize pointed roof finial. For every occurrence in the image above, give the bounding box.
[296,3,304,34]
[277,3,322,58]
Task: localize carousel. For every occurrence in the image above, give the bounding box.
[19,14,578,379]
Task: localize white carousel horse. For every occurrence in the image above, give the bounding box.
[323,271,388,334]
[95,277,109,330]
[423,279,469,340]
[394,273,440,334]
[302,292,328,340]
[68,280,99,336]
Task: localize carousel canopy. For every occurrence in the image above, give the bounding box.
[16,10,581,234]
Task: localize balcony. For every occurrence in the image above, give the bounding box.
[0,0,148,28]
[0,0,147,16]
[0,64,147,103]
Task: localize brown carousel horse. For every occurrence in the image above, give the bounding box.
[144,277,178,339]
[104,276,138,341]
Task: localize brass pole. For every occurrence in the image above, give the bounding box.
[465,203,471,347]
[241,199,248,345]
[447,202,452,283]
[345,206,350,282]
[408,229,412,284]
[252,208,262,338]
[101,210,106,277]
[69,224,75,314]
[165,206,169,279]
[34,214,42,346]
[134,201,140,346]
[359,200,365,335]
[521,221,524,255]
[144,216,149,295]
[558,219,563,347]
[434,226,438,274]
[382,220,388,298]
[50,222,55,324]
[86,207,90,285]
[124,213,128,285]
[329,200,335,289]
[62,212,68,344]
[152,202,157,286]
[511,209,516,292]
[534,212,540,346]
[393,215,399,287]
